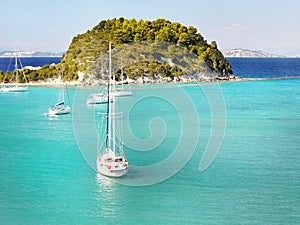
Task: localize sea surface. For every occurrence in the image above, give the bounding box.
[0,57,61,72]
[0,58,300,224]
[227,57,300,78]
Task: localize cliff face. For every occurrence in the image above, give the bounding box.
[61,18,233,81]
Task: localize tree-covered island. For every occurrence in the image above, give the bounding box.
[0,18,233,83]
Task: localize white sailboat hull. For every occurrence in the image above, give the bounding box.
[0,86,28,92]
[97,164,128,177]
[97,150,128,178]
[48,106,71,116]
[87,93,103,104]
[111,90,132,97]
[87,95,114,104]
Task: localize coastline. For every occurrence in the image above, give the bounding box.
[2,76,299,88]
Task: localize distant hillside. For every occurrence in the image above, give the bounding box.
[221,49,286,58]
[0,51,63,57]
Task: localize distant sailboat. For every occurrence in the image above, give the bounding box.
[111,57,132,97]
[46,68,71,116]
[87,53,132,104]
[0,50,28,92]
[87,92,108,104]
[97,42,128,177]
[87,52,111,104]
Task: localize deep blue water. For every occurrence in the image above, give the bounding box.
[0,57,61,72]
[1,56,300,79]
[227,57,300,78]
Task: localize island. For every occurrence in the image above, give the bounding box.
[0,18,233,84]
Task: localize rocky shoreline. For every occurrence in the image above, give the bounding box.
[4,75,299,88]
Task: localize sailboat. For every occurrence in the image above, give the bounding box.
[97,42,128,177]
[47,68,71,116]
[0,50,28,92]
[87,92,108,104]
[87,54,131,104]
[111,58,132,97]
[87,52,113,105]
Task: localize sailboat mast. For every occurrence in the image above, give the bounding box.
[66,85,70,106]
[112,62,116,94]
[121,57,124,90]
[15,51,18,85]
[62,66,65,103]
[100,52,104,78]
[106,41,112,149]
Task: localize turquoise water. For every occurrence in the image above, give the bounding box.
[0,79,300,224]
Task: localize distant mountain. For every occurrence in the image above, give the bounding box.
[0,51,64,57]
[221,48,286,58]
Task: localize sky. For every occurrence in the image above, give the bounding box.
[1,0,299,56]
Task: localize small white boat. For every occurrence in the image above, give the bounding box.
[111,60,132,97]
[87,92,104,104]
[48,101,71,116]
[0,85,28,92]
[45,68,71,116]
[111,90,132,97]
[87,86,130,104]
[87,92,114,104]
[87,51,131,104]
[97,41,128,178]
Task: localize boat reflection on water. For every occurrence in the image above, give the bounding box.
[95,173,126,219]
[96,173,116,187]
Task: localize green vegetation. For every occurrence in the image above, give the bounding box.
[0,18,233,83]
[63,18,232,80]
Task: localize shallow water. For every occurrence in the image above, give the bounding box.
[0,79,299,224]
